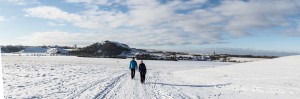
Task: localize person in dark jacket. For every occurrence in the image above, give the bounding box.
[139,60,147,84]
[129,57,138,79]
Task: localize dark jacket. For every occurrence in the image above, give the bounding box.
[139,63,147,74]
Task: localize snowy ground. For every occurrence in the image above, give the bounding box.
[229,57,267,63]
[2,55,300,99]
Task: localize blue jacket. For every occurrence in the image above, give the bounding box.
[129,60,137,69]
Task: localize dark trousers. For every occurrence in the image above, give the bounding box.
[131,69,135,79]
[140,72,146,83]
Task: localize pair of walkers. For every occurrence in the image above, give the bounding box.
[129,57,147,84]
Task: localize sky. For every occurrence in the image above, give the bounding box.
[0,0,300,55]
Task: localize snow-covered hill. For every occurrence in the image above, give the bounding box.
[16,47,69,55]
[2,55,300,98]
[20,47,47,53]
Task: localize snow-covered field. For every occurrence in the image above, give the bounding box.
[2,55,300,99]
[229,57,267,63]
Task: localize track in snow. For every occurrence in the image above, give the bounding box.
[68,72,128,99]
[3,56,234,98]
[71,70,190,99]
[86,71,202,99]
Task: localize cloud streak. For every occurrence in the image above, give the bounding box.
[19,30,224,47]
[3,0,39,5]
[0,16,5,22]
[193,48,300,56]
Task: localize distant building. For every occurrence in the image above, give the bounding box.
[74,44,77,49]
[193,55,211,61]
[177,54,193,60]
[47,48,69,55]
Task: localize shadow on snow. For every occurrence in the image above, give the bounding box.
[146,82,232,88]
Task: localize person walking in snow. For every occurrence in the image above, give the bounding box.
[129,57,138,79]
[139,60,147,84]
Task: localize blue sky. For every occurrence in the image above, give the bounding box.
[1,0,300,55]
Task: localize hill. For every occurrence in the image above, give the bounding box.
[69,40,131,58]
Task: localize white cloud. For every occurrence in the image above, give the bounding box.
[297,21,300,33]
[213,0,300,36]
[65,0,110,5]
[24,6,81,22]
[19,32,101,46]
[21,0,300,46]
[128,4,173,26]
[281,20,300,36]
[5,0,26,5]
[65,0,93,3]
[47,21,66,26]
[24,6,109,30]
[0,16,5,22]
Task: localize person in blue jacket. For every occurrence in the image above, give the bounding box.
[129,57,138,79]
